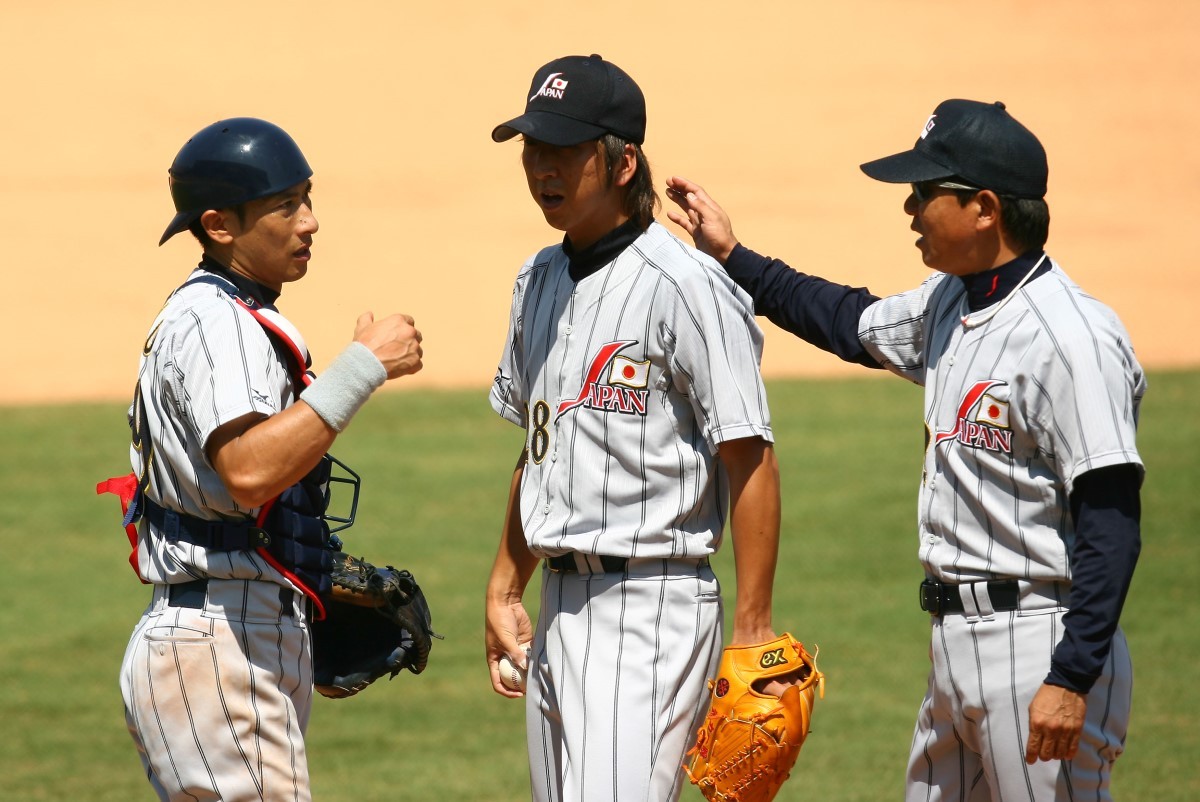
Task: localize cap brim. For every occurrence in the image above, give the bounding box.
[491,111,609,147]
[860,149,956,184]
[158,211,193,246]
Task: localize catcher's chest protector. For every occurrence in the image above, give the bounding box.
[98,274,348,618]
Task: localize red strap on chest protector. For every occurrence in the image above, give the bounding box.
[96,473,145,582]
[235,299,329,619]
[235,298,316,391]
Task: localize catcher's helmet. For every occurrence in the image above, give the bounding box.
[159,117,313,246]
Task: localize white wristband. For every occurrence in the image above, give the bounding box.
[300,342,387,432]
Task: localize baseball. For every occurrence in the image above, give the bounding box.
[498,645,531,692]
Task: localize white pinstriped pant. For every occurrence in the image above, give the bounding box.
[120,578,314,802]
[906,585,1132,802]
[526,559,723,802]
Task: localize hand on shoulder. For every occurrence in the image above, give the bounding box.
[664,176,739,265]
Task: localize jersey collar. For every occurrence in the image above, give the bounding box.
[959,250,1050,312]
[198,254,281,308]
[563,218,645,282]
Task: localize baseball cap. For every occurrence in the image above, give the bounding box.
[492,54,646,146]
[860,99,1048,199]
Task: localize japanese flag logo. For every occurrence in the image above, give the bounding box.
[609,355,650,389]
[975,394,1010,428]
[920,113,937,140]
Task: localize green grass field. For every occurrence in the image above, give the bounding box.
[2,371,1196,801]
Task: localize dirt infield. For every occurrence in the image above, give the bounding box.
[2,2,1195,405]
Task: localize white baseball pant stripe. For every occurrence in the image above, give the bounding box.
[906,603,1131,802]
[120,578,313,802]
[527,560,723,802]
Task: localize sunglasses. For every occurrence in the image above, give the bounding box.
[910,179,983,203]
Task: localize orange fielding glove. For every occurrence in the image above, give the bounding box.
[685,633,825,802]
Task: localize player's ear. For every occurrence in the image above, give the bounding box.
[612,143,638,189]
[200,206,240,244]
[200,209,236,245]
[974,190,1002,233]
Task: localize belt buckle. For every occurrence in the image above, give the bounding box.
[919,579,942,615]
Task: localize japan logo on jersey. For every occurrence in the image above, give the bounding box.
[934,380,1012,454]
[558,340,650,418]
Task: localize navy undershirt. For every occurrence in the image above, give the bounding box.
[958,250,1051,311]
[198,254,280,307]
[563,219,644,281]
[723,243,1140,692]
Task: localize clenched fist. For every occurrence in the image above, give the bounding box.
[354,311,423,379]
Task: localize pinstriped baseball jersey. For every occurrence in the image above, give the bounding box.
[858,258,1145,584]
[489,221,773,560]
[130,267,299,587]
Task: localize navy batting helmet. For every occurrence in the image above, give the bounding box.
[159,117,313,246]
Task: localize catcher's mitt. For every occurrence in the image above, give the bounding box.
[310,553,441,699]
[685,633,824,802]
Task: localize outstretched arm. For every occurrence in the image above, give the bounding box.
[666,176,882,367]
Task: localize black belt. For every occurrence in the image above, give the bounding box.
[167,578,208,609]
[166,578,306,619]
[545,554,712,574]
[546,554,629,574]
[919,578,1020,616]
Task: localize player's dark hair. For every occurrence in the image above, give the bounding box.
[998,196,1050,252]
[188,204,248,250]
[600,134,659,230]
[953,189,1050,252]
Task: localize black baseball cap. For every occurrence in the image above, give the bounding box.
[860,99,1048,199]
[492,54,646,146]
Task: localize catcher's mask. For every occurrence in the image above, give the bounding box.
[322,453,361,535]
[159,117,313,245]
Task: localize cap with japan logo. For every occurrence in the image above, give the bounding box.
[492,54,646,147]
[860,99,1048,199]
